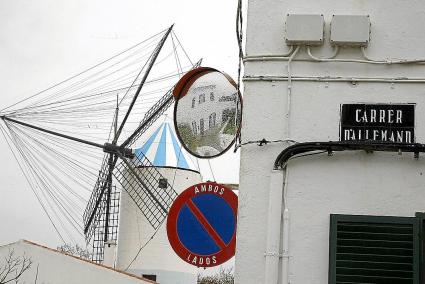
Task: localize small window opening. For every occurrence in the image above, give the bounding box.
[159,178,168,189]
[142,274,157,281]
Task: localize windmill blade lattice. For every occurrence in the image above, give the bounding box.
[115,152,178,229]
[82,153,110,241]
[89,183,120,264]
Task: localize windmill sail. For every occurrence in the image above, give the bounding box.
[81,32,202,263]
[82,25,174,246]
[89,183,120,264]
[83,59,202,246]
[83,154,110,241]
[0,23,199,264]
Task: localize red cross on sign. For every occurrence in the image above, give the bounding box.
[166,182,238,267]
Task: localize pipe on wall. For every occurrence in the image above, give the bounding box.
[264,172,290,284]
[244,46,425,65]
[243,75,425,84]
[281,208,290,284]
[264,170,285,284]
[266,140,425,283]
[274,141,425,170]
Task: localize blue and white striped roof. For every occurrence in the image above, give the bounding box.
[134,122,198,171]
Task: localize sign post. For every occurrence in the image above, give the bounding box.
[166,182,238,267]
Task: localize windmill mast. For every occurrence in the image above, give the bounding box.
[84,25,174,246]
[113,24,174,144]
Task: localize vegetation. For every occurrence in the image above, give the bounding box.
[57,244,92,260]
[222,111,237,135]
[198,125,223,151]
[197,267,234,284]
[177,123,200,150]
[0,250,33,284]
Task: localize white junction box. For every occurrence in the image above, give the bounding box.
[285,14,325,46]
[330,15,371,46]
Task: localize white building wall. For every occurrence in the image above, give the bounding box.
[116,167,201,284]
[0,240,154,284]
[286,153,425,283]
[236,1,425,283]
[103,241,117,267]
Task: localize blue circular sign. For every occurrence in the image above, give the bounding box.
[167,182,238,267]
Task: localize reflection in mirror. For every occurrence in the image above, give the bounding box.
[174,69,241,158]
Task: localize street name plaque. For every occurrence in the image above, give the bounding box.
[340,103,415,143]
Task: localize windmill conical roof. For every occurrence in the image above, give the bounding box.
[134,121,198,171]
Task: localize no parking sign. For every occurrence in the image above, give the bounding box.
[166,182,238,267]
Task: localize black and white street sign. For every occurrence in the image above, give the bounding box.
[340,104,415,143]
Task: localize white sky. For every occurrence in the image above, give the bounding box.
[0,0,242,258]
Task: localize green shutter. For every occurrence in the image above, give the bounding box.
[329,214,420,284]
[415,212,425,284]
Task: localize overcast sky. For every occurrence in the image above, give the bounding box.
[0,0,242,253]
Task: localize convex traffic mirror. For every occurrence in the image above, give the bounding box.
[173,67,242,158]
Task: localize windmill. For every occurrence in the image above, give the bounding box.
[0,25,201,263]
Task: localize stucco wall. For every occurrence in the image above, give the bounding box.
[236,1,425,283]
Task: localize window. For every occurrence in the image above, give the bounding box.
[192,98,195,108]
[192,121,197,135]
[142,275,157,281]
[210,92,215,101]
[158,178,168,189]
[329,214,420,284]
[222,108,236,123]
[200,118,205,135]
[209,112,216,129]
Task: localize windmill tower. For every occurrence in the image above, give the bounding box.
[116,120,201,284]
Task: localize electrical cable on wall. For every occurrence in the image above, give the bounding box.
[286,46,300,140]
[234,0,244,151]
[236,0,244,90]
[244,45,425,66]
[235,138,298,149]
